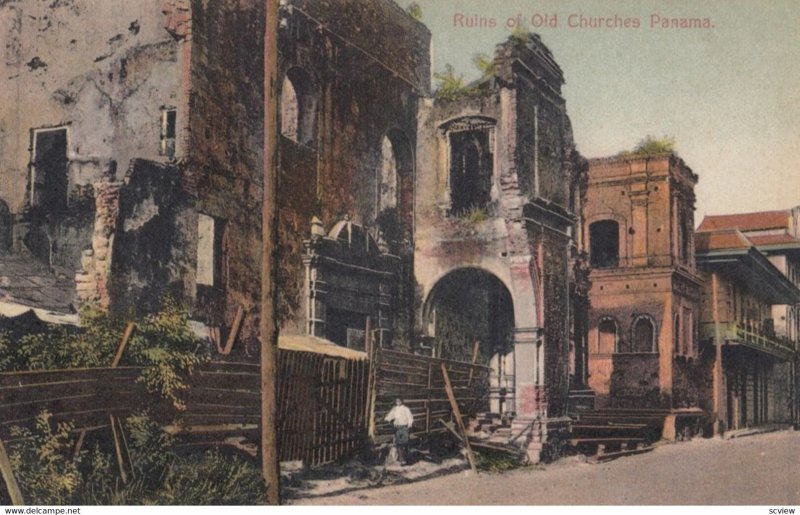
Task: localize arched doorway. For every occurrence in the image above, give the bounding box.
[424,268,515,415]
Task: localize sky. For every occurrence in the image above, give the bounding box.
[413,0,800,221]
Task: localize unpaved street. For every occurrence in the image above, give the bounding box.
[295,430,800,505]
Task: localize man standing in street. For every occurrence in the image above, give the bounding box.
[384,398,413,465]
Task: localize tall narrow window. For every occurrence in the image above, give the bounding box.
[598,317,618,354]
[379,135,397,212]
[31,128,68,210]
[197,214,226,288]
[280,77,299,142]
[589,220,620,268]
[160,107,177,159]
[674,314,681,355]
[631,316,656,353]
[683,308,694,355]
[449,131,492,215]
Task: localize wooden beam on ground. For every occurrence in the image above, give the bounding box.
[220,306,245,356]
[440,363,476,472]
[0,437,24,506]
[111,322,135,368]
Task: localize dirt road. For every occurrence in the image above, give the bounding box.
[294,430,800,505]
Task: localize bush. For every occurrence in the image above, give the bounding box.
[0,299,208,409]
[618,135,677,157]
[9,411,265,505]
[9,412,86,505]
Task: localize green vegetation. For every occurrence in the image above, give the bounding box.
[475,449,525,473]
[472,53,494,80]
[464,205,489,224]
[405,2,422,22]
[510,26,532,43]
[0,299,208,409]
[9,411,265,505]
[433,64,474,101]
[618,135,677,157]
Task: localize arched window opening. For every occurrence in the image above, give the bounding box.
[631,316,656,353]
[379,135,397,212]
[589,220,620,268]
[598,317,618,354]
[280,68,315,145]
[280,76,299,142]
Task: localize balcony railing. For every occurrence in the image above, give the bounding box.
[700,322,796,360]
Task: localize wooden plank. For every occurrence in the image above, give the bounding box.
[468,340,480,386]
[440,363,476,473]
[73,429,87,459]
[218,306,245,356]
[0,436,24,505]
[109,415,128,484]
[111,322,136,368]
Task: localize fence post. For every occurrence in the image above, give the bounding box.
[0,437,24,505]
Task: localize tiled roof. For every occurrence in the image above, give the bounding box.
[0,255,76,314]
[695,229,752,253]
[747,233,800,247]
[698,210,789,232]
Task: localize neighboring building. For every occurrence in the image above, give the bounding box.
[415,33,588,461]
[697,208,800,429]
[0,0,187,315]
[581,154,704,411]
[694,228,800,431]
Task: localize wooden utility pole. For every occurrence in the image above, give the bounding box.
[261,0,281,505]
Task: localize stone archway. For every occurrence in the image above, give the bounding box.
[423,267,517,416]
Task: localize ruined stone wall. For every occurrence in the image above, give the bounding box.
[109,159,193,315]
[184,0,265,350]
[416,35,581,424]
[276,0,430,340]
[186,0,429,352]
[75,181,120,309]
[535,228,571,417]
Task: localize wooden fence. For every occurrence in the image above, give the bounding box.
[0,352,369,467]
[0,347,489,466]
[371,348,490,444]
[0,366,152,440]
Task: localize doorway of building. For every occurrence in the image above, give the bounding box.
[424,268,515,415]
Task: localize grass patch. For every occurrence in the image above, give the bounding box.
[474,450,525,473]
[9,411,266,505]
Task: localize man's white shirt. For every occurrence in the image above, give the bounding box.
[385,405,414,427]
